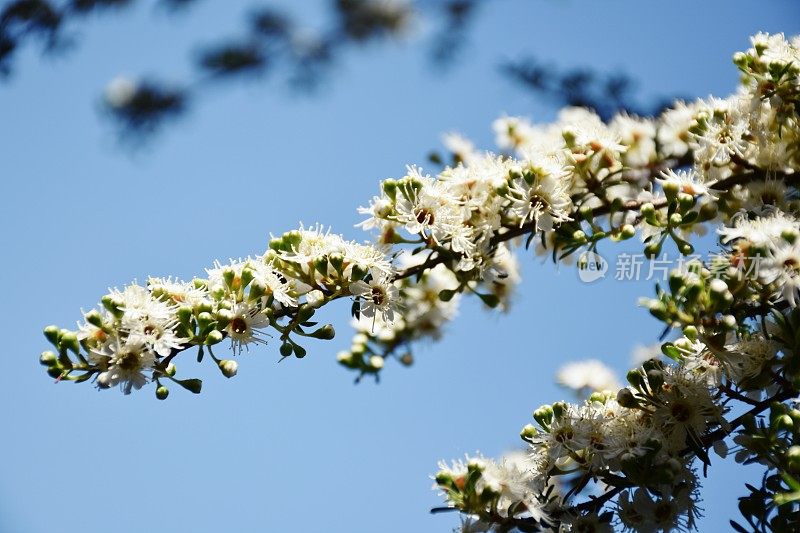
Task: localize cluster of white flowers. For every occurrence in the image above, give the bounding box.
[41,31,800,533]
[43,225,393,395]
[432,33,800,532]
[437,361,719,530]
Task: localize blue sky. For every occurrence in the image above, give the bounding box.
[2,1,799,532]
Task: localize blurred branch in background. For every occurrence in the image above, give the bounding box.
[1,0,676,143]
[502,56,683,121]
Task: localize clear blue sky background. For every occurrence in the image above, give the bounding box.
[2,1,799,532]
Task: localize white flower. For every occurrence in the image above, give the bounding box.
[442,132,477,163]
[350,269,400,323]
[393,168,465,244]
[92,336,156,395]
[658,169,714,198]
[506,159,572,231]
[224,300,271,354]
[610,113,657,167]
[658,101,698,158]
[556,359,621,394]
[493,115,535,150]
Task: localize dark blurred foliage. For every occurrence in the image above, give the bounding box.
[503,57,681,121]
[1,0,674,143]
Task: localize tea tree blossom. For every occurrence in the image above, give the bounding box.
[38,32,800,532]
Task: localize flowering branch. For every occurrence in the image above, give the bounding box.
[38,31,800,532]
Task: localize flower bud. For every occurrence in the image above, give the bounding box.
[218,359,238,378]
[60,331,80,355]
[84,309,105,328]
[156,386,169,400]
[296,304,316,323]
[46,366,63,379]
[616,388,639,408]
[644,240,663,259]
[166,363,177,376]
[620,224,636,240]
[551,401,567,420]
[662,180,679,201]
[683,325,698,341]
[627,369,645,390]
[520,424,537,440]
[43,325,61,347]
[533,405,553,428]
[310,324,336,340]
[206,329,224,345]
[39,351,57,366]
[399,353,413,366]
[368,355,384,369]
[197,312,216,332]
[669,213,683,226]
[640,202,656,219]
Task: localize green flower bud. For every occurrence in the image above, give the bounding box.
[60,331,80,355]
[668,269,685,293]
[46,366,63,379]
[616,388,639,408]
[218,359,238,378]
[156,386,169,400]
[177,306,193,327]
[329,253,344,272]
[644,240,663,259]
[43,325,61,347]
[165,363,177,376]
[314,256,329,277]
[620,224,636,240]
[206,330,224,345]
[520,424,538,440]
[677,192,695,211]
[310,324,336,340]
[39,351,58,366]
[84,309,104,328]
[640,202,656,219]
[669,213,683,226]
[434,471,453,487]
[552,401,567,420]
[646,369,664,389]
[683,325,699,341]
[296,305,316,323]
[627,369,645,390]
[197,312,216,332]
[381,179,398,202]
[174,378,202,394]
[662,180,679,201]
[533,405,553,428]
[572,230,587,244]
